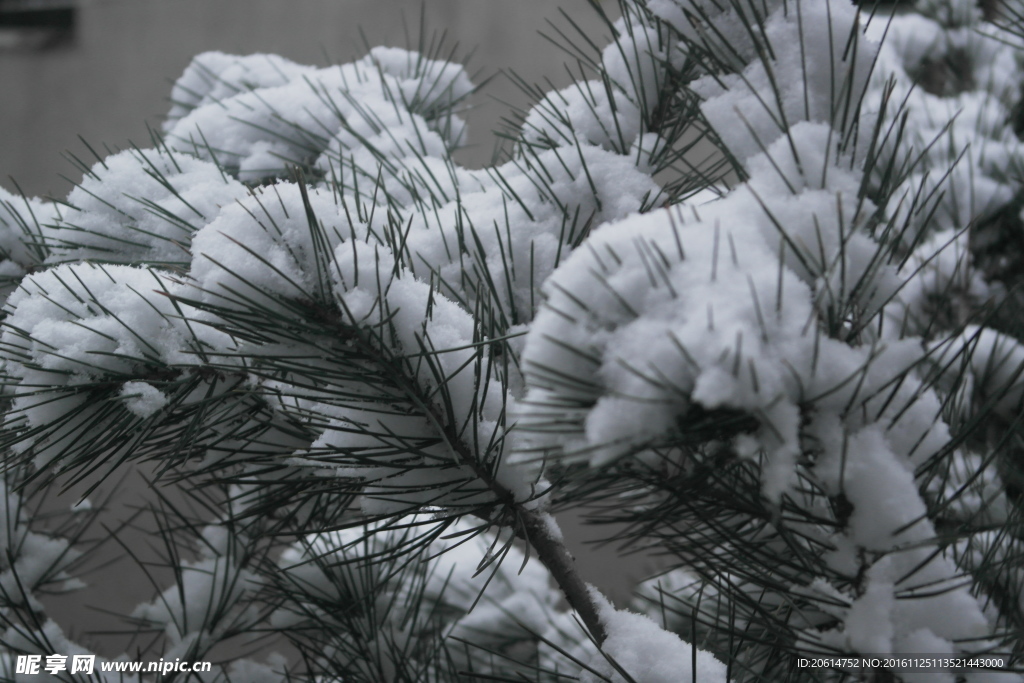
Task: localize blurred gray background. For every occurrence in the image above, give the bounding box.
[2,0,616,195]
[3,0,664,659]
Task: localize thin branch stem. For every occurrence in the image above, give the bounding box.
[521,508,608,643]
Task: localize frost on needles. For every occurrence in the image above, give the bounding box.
[0,0,1023,681]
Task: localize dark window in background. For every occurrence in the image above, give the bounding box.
[0,0,76,51]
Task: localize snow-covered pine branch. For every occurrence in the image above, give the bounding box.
[0,0,1022,681]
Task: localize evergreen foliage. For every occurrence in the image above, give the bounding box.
[0,0,1023,680]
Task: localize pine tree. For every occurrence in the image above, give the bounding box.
[0,0,1022,681]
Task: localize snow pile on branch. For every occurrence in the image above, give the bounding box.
[577,590,727,683]
[46,148,249,266]
[0,0,1022,680]
[165,47,473,183]
[868,0,1024,333]
[0,15,680,518]
[520,0,1020,675]
[0,188,55,270]
[0,264,200,468]
[689,2,878,165]
[274,516,575,679]
[0,187,60,305]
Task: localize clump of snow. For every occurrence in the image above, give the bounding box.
[929,326,1024,417]
[132,555,257,645]
[162,41,665,341]
[1,618,95,665]
[0,263,227,468]
[119,381,169,418]
[0,478,82,612]
[164,47,471,183]
[602,19,672,114]
[276,515,570,675]
[0,185,57,269]
[188,181,369,315]
[2,263,195,384]
[522,81,643,151]
[692,1,878,165]
[47,148,248,265]
[165,51,313,125]
[887,228,991,335]
[836,558,897,654]
[403,143,661,323]
[303,263,535,513]
[649,0,783,69]
[518,136,898,497]
[579,590,727,683]
[0,186,61,306]
[888,166,1015,248]
[917,0,983,28]
[866,1,1024,253]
